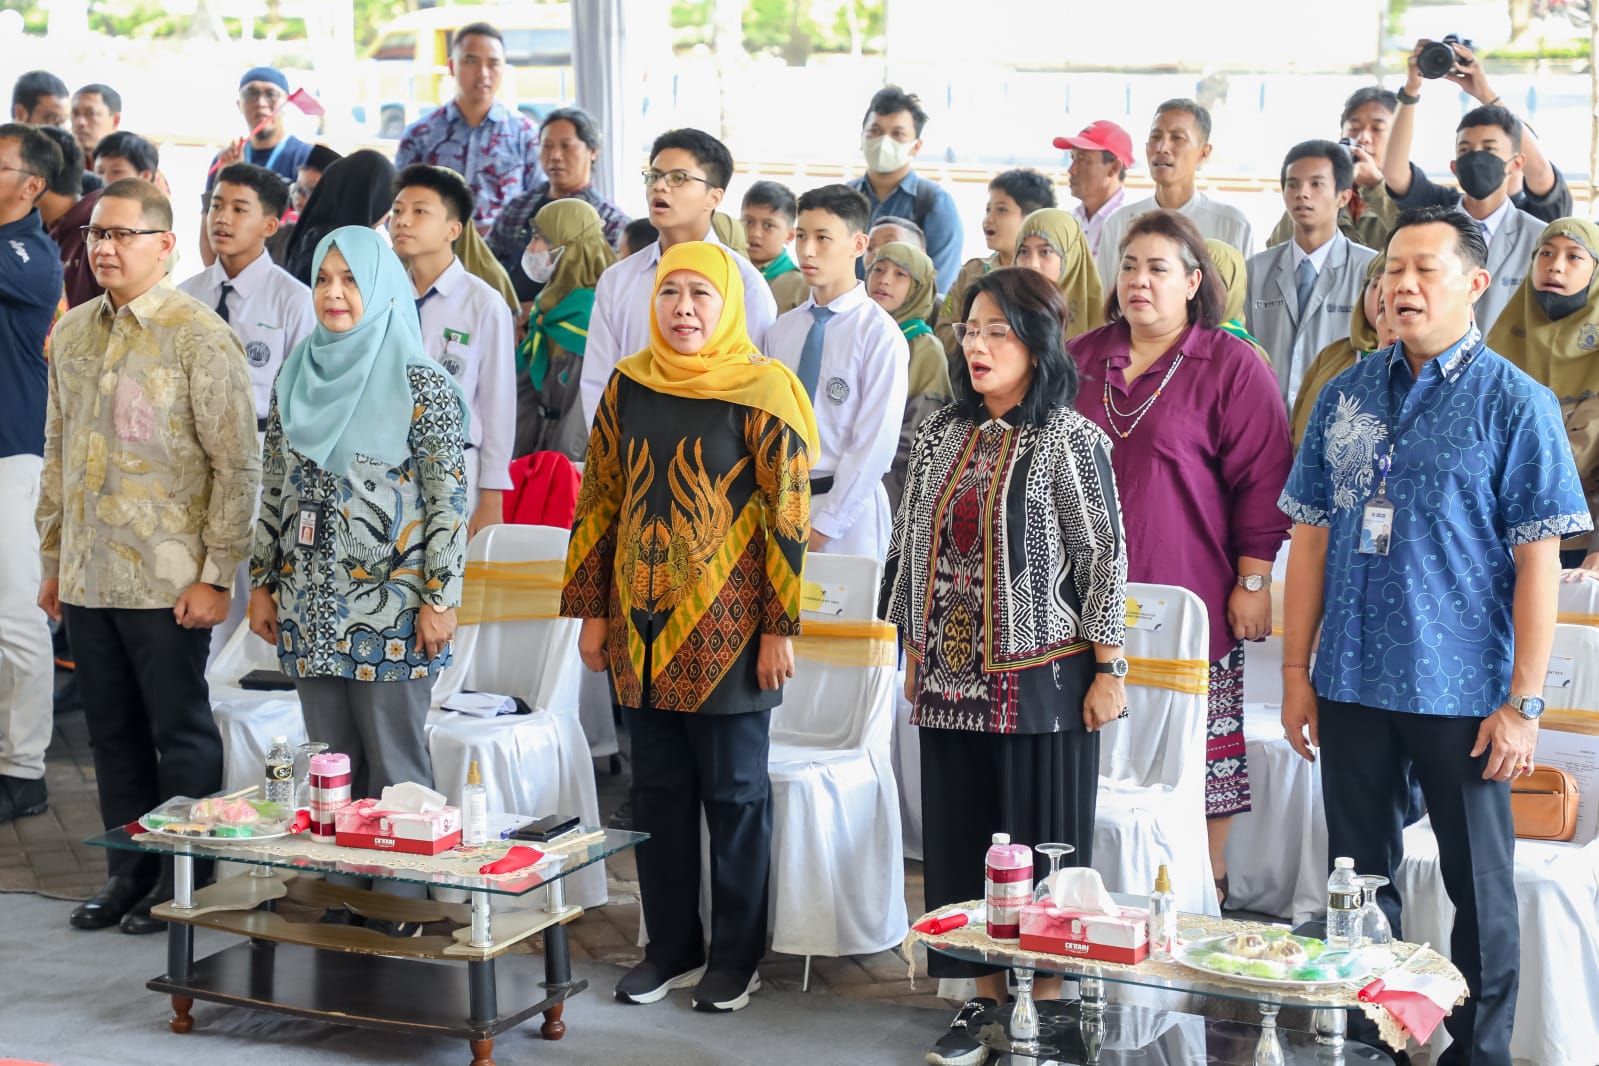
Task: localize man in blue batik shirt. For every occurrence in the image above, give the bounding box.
[1279,205,1589,1065]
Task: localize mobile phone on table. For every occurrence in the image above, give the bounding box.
[511,814,580,843]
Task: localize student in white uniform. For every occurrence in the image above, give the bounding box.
[580,128,776,428]
[1095,99,1254,288]
[391,164,515,537]
[1246,141,1378,411]
[179,161,314,662]
[179,162,314,437]
[765,184,907,562]
[1383,102,1543,334]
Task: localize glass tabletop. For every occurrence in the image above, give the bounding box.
[83,825,647,898]
[918,897,1387,1011]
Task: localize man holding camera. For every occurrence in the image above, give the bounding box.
[1382,37,1556,333]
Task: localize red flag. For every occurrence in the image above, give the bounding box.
[287,88,325,116]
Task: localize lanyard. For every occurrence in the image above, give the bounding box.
[251,138,288,175]
[1374,327,1480,497]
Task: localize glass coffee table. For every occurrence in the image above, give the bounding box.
[84,824,645,1066]
[908,900,1450,1066]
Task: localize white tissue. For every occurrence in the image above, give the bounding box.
[377,781,446,813]
[1049,866,1121,914]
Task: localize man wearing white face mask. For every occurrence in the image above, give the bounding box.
[847,86,963,293]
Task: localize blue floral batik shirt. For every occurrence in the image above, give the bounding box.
[1280,327,1590,717]
[250,364,469,681]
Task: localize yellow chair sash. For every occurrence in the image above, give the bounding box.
[457,560,565,626]
[1543,708,1599,731]
[1126,656,1210,695]
[791,619,898,667]
[1557,612,1599,627]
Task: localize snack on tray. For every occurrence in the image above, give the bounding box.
[164,823,208,837]
[191,797,262,826]
[1266,937,1308,964]
[1227,932,1269,958]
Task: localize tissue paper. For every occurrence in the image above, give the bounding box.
[1019,866,1149,964]
[334,782,461,855]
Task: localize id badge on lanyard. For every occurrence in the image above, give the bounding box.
[295,499,324,553]
[1358,450,1395,557]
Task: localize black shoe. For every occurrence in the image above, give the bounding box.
[0,775,47,824]
[691,966,761,1013]
[607,800,633,831]
[120,879,173,935]
[927,998,996,1066]
[69,875,152,930]
[614,958,706,1004]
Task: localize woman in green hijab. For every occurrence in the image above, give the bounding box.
[1488,217,1599,571]
[514,198,618,459]
[1289,253,1389,448]
[247,225,469,811]
[1015,209,1104,340]
[866,240,953,508]
[1203,238,1271,367]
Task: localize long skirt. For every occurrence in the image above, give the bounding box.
[1205,644,1251,818]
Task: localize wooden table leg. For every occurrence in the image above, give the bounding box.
[169,995,194,1034]
[468,1036,494,1066]
[541,1001,566,1041]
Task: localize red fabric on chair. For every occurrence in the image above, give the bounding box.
[503,451,581,529]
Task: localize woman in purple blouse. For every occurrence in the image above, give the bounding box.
[1070,210,1292,908]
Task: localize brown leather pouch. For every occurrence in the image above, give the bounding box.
[1511,766,1579,842]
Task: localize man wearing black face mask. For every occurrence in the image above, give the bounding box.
[1382,98,1543,333]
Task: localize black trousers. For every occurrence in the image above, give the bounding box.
[64,605,221,884]
[1319,698,1518,1066]
[625,705,772,975]
[921,726,1099,980]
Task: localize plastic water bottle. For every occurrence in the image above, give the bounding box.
[984,833,1033,943]
[462,760,489,846]
[1149,864,1177,960]
[1325,856,1362,949]
[264,736,294,806]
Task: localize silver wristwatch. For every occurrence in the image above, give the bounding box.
[1236,574,1272,593]
[1507,694,1546,720]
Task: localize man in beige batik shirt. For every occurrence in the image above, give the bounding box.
[35,178,259,935]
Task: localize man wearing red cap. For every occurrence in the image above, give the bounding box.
[1054,120,1132,256]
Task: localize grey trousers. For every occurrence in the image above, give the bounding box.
[294,674,437,799]
[295,674,437,898]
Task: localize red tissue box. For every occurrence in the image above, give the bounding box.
[333,801,462,855]
[1017,902,1150,965]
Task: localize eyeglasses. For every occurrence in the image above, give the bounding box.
[953,323,1015,347]
[641,168,713,190]
[81,226,168,246]
[240,88,285,105]
[0,164,40,181]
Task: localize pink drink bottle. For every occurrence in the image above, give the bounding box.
[984,833,1033,942]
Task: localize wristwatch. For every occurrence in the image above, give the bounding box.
[1236,574,1272,592]
[1095,657,1130,678]
[1507,694,1546,720]
[429,603,449,615]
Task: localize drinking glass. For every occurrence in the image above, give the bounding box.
[293,741,329,809]
[1032,842,1075,903]
[1355,874,1393,960]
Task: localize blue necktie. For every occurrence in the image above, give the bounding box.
[1295,256,1316,319]
[215,281,232,325]
[796,304,835,400]
[415,288,437,315]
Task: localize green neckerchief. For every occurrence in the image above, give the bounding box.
[900,318,932,341]
[761,248,799,281]
[518,287,597,387]
[1220,319,1260,346]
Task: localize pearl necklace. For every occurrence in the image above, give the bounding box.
[1101,353,1185,439]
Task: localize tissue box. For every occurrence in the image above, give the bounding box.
[1018,902,1150,964]
[334,804,462,855]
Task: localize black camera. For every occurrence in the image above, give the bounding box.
[1417,35,1474,80]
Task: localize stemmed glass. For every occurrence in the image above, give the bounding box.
[1354,874,1394,963]
[1033,842,1075,903]
[293,741,329,810]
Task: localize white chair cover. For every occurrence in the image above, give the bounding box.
[577,668,620,759]
[767,552,906,957]
[1239,540,1292,707]
[1556,570,1599,622]
[1094,583,1220,916]
[206,621,308,793]
[425,523,606,908]
[1225,703,1326,924]
[891,677,923,860]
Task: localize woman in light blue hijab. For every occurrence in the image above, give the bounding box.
[247,226,469,820]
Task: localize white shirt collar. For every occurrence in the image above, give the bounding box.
[421,256,467,298]
[1475,197,1514,242]
[210,248,275,295]
[644,223,731,269]
[806,282,868,313]
[1290,233,1338,275]
[1074,185,1127,224]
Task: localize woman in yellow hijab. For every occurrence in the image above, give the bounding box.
[514,198,617,459]
[1203,238,1271,366]
[1014,209,1104,340]
[866,240,952,507]
[1488,217,1599,571]
[1289,253,1389,448]
[560,241,816,1010]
